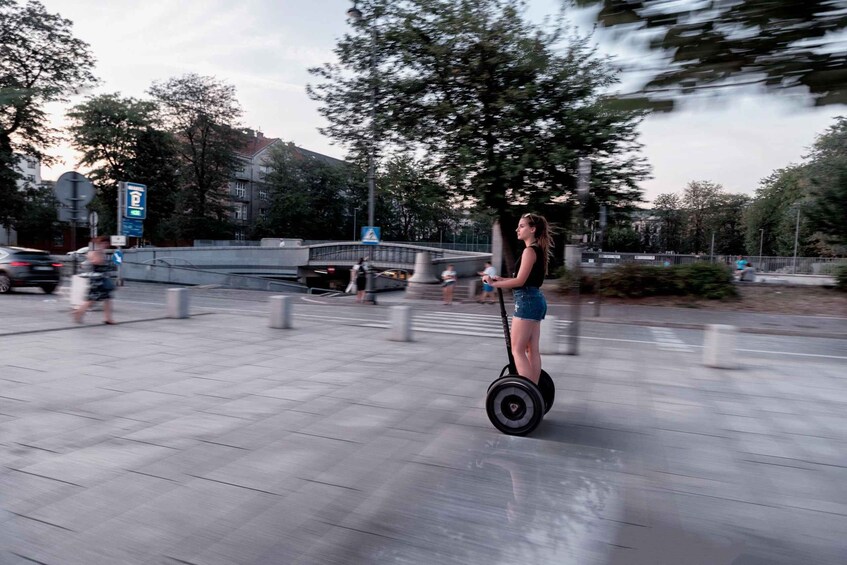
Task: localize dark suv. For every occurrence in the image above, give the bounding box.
[0,246,62,294]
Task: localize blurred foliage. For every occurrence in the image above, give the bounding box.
[309,0,650,269]
[67,94,181,240]
[573,0,847,107]
[835,265,847,291]
[589,262,737,299]
[554,265,595,294]
[149,74,244,241]
[1,0,97,230]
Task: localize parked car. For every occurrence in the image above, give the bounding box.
[378,269,410,281]
[66,246,89,259]
[0,246,62,294]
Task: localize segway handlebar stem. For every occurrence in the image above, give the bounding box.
[497,288,517,374]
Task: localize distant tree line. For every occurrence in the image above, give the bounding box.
[606,117,846,257]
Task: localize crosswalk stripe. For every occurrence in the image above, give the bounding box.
[360,311,571,338]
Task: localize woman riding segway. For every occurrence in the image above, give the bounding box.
[483,213,554,435]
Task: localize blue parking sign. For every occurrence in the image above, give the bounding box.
[124,182,147,220]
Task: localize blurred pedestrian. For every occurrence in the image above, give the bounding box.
[736,255,748,271]
[477,261,497,303]
[483,213,552,384]
[72,236,116,325]
[354,257,367,303]
[441,263,457,305]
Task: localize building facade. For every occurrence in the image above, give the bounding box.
[228,130,346,240]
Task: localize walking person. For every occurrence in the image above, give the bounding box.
[72,236,116,325]
[483,213,552,384]
[354,257,367,303]
[441,263,457,305]
[477,261,497,303]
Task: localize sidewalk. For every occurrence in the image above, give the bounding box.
[1,288,845,564]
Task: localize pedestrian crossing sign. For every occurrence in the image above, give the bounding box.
[361,226,381,245]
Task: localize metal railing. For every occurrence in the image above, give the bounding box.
[581,252,846,275]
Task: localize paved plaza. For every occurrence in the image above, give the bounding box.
[1,287,846,564]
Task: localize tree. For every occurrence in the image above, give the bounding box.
[309,0,649,268]
[259,142,356,240]
[13,184,58,249]
[0,0,97,229]
[148,74,244,240]
[378,155,456,241]
[67,93,180,239]
[573,0,847,108]
[652,193,683,252]
[708,193,750,255]
[804,117,847,248]
[745,166,807,256]
[681,180,723,254]
[605,225,641,252]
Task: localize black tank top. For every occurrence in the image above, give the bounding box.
[513,245,545,288]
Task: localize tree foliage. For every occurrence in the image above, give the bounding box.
[0,0,97,228]
[652,192,684,252]
[67,94,180,238]
[378,155,456,241]
[804,117,847,247]
[309,0,649,266]
[573,0,847,108]
[149,74,244,240]
[259,142,356,240]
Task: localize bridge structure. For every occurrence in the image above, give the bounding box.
[118,241,491,292]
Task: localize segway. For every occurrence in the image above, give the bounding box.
[485,287,555,436]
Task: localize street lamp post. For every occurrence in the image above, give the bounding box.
[347,1,377,304]
[758,228,764,272]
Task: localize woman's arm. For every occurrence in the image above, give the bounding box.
[486,248,535,289]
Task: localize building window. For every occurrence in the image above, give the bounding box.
[259,208,267,218]
[258,190,268,201]
[234,180,247,198]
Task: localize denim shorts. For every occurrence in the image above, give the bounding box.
[513,287,547,321]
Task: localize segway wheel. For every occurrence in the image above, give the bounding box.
[485,376,544,436]
[489,369,555,414]
[538,370,555,414]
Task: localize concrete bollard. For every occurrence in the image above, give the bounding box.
[703,324,737,368]
[269,295,293,329]
[540,315,559,354]
[167,288,190,319]
[389,305,413,342]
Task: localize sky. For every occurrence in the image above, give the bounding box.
[37,0,846,205]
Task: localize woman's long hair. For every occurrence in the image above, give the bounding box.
[522,213,553,275]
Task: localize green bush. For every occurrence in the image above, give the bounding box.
[597,264,677,298]
[596,262,737,300]
[555,266,595,294]
[835,265,847,291]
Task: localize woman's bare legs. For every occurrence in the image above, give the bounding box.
[443,285,454,304]
[103,299,114,324]
[511,318,541,383]
[73,300,91,323]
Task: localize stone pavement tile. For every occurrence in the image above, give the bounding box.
[164,483,345,565]
[26,471,178,532]
[0,512,80,564]
[12,415,139,456]
[120,410,250,449]
[131,440,253,483]
[199,393,297,420]
[0,468,83,519]
[255,380,342,403]
[303,403,408,443]
[13,437,175,488]
[45,479,278,565]
[200,432,359,495]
